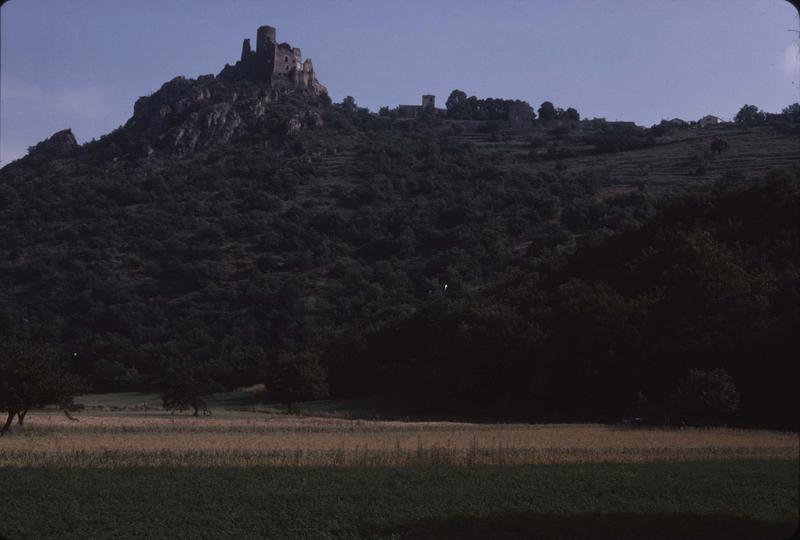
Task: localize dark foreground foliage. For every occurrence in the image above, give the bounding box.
[0,461,795,539]
[330,171,800,427]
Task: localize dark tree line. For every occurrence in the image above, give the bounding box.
[444,90,580,125]
[157,349,328,415]
[735,103,800,126]
[321,171,799,427]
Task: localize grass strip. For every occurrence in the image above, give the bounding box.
[0,460,796,539]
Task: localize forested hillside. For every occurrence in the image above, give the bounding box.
[343,171,798,427]
[0,81,797,426]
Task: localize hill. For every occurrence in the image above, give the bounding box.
[0,35,798,425]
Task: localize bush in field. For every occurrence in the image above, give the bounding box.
[160,363,219,416]
[0,339,82,434]
[264,353,328,413]
[710,138,729,155]
[669,368,740,424]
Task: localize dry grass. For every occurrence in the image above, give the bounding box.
[1,412,797,467]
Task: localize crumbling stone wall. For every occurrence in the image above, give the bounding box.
[398,95,441,117]
[275,44,296,75]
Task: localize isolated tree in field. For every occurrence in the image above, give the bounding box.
[0,340,82,435]
[264,353,328,414]
[669,368,740,424]
[160,363,219,416]
[538,101,556,123]
[710,138,730,155]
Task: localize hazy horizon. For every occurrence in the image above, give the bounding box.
[2,0,798,165]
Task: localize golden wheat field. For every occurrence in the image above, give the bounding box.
[1,410,797,467]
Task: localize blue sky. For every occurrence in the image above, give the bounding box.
[1,0,798,165]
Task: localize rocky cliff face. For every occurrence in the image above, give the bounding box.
[19,73,326,164]
[124,74,325,156]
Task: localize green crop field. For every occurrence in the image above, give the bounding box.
[0,461,796,539]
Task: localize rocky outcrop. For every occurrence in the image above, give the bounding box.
[124,75,325,156]
[27,129,78,159]
[21,25,331,162]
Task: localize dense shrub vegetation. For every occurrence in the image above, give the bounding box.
[335,171,798,426]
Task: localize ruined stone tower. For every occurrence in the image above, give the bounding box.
[256,25,277,52]
[222,25,327,96]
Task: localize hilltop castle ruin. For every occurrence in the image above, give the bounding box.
[220,25,327,96]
